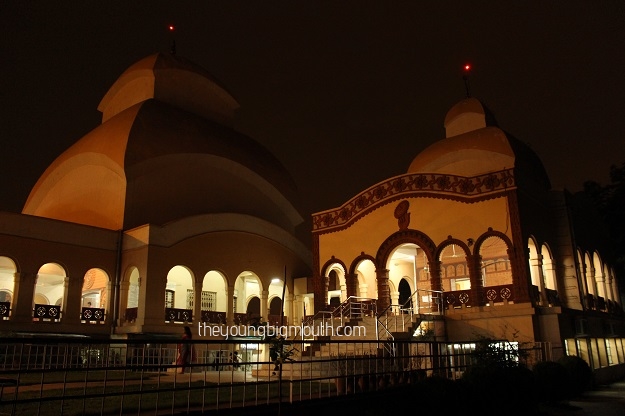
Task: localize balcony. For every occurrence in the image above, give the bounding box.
[0,301,10,320]
[201,311,226,324]
[80,307,105,323]
[165,308,192,323]
[33,304,61,322]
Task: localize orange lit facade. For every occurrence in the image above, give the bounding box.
[0,53,312,339]
[0,53,623,383]
[311,98,625,382]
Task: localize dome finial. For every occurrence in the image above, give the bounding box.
[463,63,472,98]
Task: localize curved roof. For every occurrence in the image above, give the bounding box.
[23,54,304,232]
[98,53,240,126]
[408,98,551,189]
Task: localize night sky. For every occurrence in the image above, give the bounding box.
[2,1,624,223]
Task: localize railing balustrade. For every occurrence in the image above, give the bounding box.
[33,304,61,322]
[0,337,554,416]
[0,301,10,319]
[164,307,192,323]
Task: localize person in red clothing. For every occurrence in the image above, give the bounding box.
[176,326,194,373]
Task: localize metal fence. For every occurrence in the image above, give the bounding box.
[0,337,551,415]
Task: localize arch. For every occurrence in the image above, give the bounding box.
[166,265,194,308]
[34,263,67,321]
[584,252,596,296]
[201,270,228,313]
[126,267,140,308]
[527,237,541,287]
[234,271,262,317]
[477,234,512,288]
[387,242,432,311]
[377,230,436,312]
[0,256,17,319]
[33,293,49,305]
[269,297,282,315]
[81,269,109,307]
[327,270,339,291]
[438,239,471,292]
[605,265,615,302]
[81,268,109,323]
[321,257,348,306]
[353,256,377,300]
[268,277,288,323]
[122,266,140,323]
[246,296,261,317]
[592,252,606,300]
[540,243,557,291]
[376,229,437,269]
[398,278,412,309]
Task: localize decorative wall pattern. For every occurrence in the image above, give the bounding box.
[312,169,515,232]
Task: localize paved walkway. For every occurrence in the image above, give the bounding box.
[541,380,625,416]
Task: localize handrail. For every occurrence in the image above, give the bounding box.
[375,288,445,356]
[298,296,377,341]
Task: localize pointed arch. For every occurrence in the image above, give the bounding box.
[376,229,437,268]
[438,237,472,296]
[320,257,348,307]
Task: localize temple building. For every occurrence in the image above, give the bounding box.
[0,53,313,338]
[0,51,623,382]
[310,97,625,382]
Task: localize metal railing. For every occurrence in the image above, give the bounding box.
[0,337,553,415]
[300,296,377,340]
[376,289,444,346]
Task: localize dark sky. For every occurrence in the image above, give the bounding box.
[2,1,624,221]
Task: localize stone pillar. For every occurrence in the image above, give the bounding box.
[587,263,596,302]
[596,272,607,300]
[467,255,484,307]
[294,295,304,324]
[63,276,82,325]
[227,285,235,325]
[376,269,390,312]
[428,260,442,312]
[285,293,293,325]
[359,283,368,298]
[510,248,531,304]
[391,291,400,314]
[135,275,149,326]
[193,279,202,326]
[260,290,269,322]
[11,271,35,323]
[118,279,130,326]
[345,273,358,298]
[530,254,548,306]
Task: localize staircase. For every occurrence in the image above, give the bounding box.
[251,292,445,379]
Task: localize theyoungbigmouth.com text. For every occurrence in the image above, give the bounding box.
[196,322,366,338]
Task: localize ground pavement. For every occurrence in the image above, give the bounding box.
[541,379,625,416]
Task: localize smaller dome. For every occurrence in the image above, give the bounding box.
[444,98,499,138]
[407,97,551,190]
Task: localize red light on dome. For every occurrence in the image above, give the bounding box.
[169,25,175,32]
[464,64,471,72]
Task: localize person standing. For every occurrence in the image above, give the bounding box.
[176,326,193,373]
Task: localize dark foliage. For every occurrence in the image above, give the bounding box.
[533,360,571,402]
[557,355,594,397]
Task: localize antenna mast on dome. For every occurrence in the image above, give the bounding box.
[168,24,176,55]
[463,63,472,98]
